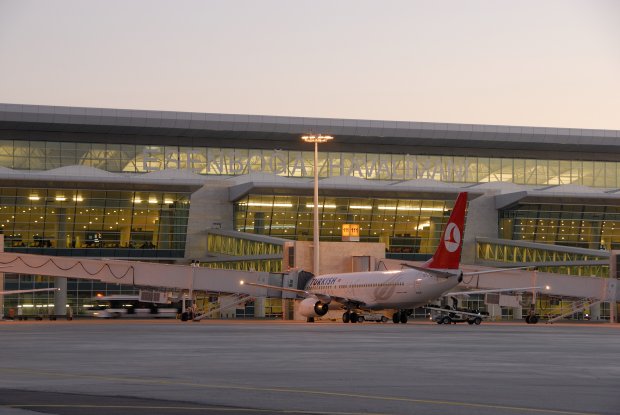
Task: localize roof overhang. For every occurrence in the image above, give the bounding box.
[2,103,620,159]
[495,189,620,210]
[0,167,205,193]
[228,179,485,202]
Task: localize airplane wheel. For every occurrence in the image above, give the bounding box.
[357,315,365,323]
[442,316,452,324]
[392,312,400,324]
[381,316,388,323]
[399,313,408,324]
[474,317,482,325]
[350,312,358,323]
[342,312,350,323]
[530,316,539,324]
[525,315,531,324]
[467,320,474,325]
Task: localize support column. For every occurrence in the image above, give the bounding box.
[589,302,601,321]
[54,277,67,317]
[608,279,617,324]
[513,305,523,321]
[487,304,502,321]
[0,235,4,319]
[254,296,266,318]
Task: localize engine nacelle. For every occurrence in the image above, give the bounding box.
[299,298,329,318]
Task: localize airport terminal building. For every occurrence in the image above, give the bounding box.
[0,103,619,320]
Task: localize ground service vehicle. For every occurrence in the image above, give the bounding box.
[87,295,179,318]
[427,306,490,325]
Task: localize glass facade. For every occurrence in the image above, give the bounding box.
[1,139,619,187]
[2,274,139,317]
[499,203,620,250]
[234,195,460,257]
[1,187,191,258]
[204,234,284,272]
[476,239,609,277]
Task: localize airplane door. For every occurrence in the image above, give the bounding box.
[415,279,422,294]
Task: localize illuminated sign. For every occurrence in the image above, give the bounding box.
[342,223,360,242]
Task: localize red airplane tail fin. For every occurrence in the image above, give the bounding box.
[422,192,467,270]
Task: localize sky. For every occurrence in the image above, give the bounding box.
[0,0,619,129]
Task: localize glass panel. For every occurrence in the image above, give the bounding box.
[0,138,618,188]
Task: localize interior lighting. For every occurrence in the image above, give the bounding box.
[242,202,293,208]
[306,204,336,209]
[133,198,142,204]
[73,196,83,202]
[350,205,372,210]
[55,196,66,201]
[417,222,431,230]
[148,198,158,204]
[164,199,174,204]
[28,195,40,201]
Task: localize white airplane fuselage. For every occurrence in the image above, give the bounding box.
[306,269,461,311]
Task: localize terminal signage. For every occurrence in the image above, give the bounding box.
[342,224,360,242]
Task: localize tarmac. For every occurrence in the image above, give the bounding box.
[0,319,619,415]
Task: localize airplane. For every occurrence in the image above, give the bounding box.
[241,192,545,324]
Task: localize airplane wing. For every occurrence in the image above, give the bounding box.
[240,281,366,308]
[442,286,548,297]
[0,288,60,295]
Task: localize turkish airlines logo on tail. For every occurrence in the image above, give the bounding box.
[444,222,461,252]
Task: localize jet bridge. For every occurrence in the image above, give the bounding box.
[0,251,269,315]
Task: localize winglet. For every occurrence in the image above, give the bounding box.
[422,192,467,270]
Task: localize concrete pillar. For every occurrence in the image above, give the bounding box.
[487,304,502,321]
[462,193,499,264]
[589,302,601,321]
[0,235,4,319]
[513,305,523,321]
[54,277,67,317]
[56,207,67,248]
[254,296,266,318]
[608,279,617,324]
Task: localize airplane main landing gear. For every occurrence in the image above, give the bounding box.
[342,311,360,323]
[392,311,408,324]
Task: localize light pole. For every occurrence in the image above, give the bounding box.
[301,134,333,277]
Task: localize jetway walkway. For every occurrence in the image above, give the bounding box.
[0,252,269,297]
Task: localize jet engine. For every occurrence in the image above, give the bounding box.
[299,297,329,318]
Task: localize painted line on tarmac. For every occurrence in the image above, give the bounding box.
[4,404,390,415]
[0,368,600,415]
